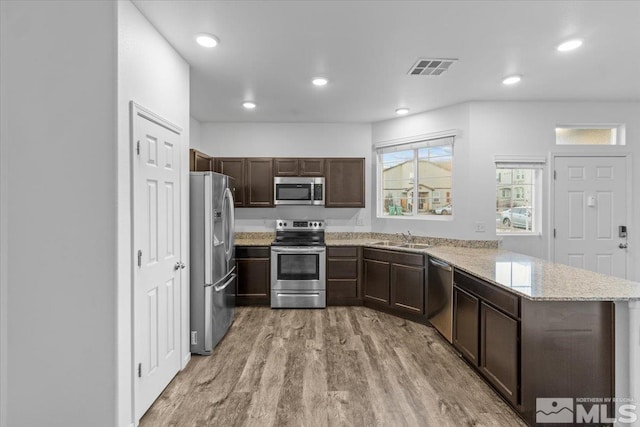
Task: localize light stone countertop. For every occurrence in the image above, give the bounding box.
[424,246,640,301]
[234,234,640,301]
[235,238,274,247]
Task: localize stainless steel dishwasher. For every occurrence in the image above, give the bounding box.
[427,257,453,343]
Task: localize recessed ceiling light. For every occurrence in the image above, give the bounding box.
[395,108,410,115]
[312,77,328,86]
[557,39,583,52]
[242,101,256,110]
[502,75,522,85]
[195,33,219,48]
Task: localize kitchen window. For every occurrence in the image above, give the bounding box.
[376,134,454,218]
[495,157,544,234]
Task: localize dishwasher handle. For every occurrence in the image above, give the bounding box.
[429,257,452,271]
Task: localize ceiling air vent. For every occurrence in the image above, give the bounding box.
[408,58,457,76]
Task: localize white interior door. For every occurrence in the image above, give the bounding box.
[133,106,182,420]
[553,156,628,278]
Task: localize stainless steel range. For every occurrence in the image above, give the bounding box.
[271,219,326,308]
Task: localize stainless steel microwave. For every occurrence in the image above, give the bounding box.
[274,177,325,205]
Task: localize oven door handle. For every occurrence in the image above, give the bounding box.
[271,246,326,253]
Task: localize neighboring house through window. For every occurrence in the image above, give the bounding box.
[495,156,545,234]
[377,134,454,217]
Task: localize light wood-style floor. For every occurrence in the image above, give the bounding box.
[140,306,525,426]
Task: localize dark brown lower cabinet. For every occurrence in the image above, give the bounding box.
[327,246,362,305]
[235,246,270,305]
[390,263,424,314]
[453,287,479,365]
[480,302,519,406]
[363,259,390,304]
[520,299,614,426]
[363,248,425,321]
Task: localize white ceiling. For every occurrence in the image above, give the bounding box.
[133,0,640,123]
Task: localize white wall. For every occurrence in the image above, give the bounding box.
[117,1,191,425]
[469,101,640,278]
[0,3,8,425]
[190,116,203,152]
[0,2,117,426]
[372,101,640,279]
[198,122,372,232]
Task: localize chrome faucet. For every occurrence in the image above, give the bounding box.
[398,231,414,243]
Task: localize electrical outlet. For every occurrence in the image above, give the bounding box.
[356,217,364,226]
[475,222,486,233]
[191,331,197,345]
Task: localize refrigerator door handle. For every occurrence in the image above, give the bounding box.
[204,284,212,352]
[222,187,235,262]
[214,273,236,293]
[204,173,213,285]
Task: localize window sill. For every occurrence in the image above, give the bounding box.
[497,232,541,237]
[378,214,454,221]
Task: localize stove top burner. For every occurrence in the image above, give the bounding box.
[273,218,326,246]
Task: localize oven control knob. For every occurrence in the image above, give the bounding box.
[278,222,283,227]
[284,222,287,226]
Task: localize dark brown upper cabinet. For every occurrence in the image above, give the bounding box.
[245,158,274,207]
[299,158,325,176]
[273,158,325,177]
[215,158,245,207]
[189,149,213,172]
[325,158,365,207]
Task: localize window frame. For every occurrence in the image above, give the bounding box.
[376,131,456,220]
[495,157,545,236]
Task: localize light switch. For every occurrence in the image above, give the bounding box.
[587,196,596,207]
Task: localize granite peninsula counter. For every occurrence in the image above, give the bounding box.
[237,235,640,301]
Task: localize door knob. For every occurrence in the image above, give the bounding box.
[619,243,628,249]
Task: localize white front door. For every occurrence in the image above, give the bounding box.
[553,156,628,278]
[133,105,182,420]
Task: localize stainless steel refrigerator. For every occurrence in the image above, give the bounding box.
[190,172,236,355]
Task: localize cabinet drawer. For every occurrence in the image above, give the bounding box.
[236,246,270,259]
[328,246,358,258]
[363,248,423,267]
[454,270,519,318]
[328,259,358,279]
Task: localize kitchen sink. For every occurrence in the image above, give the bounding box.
[400,243,431,249]
[369,241,431,249]
[369,240,394,246]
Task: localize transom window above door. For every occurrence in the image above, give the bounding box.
[555,124,625,146]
